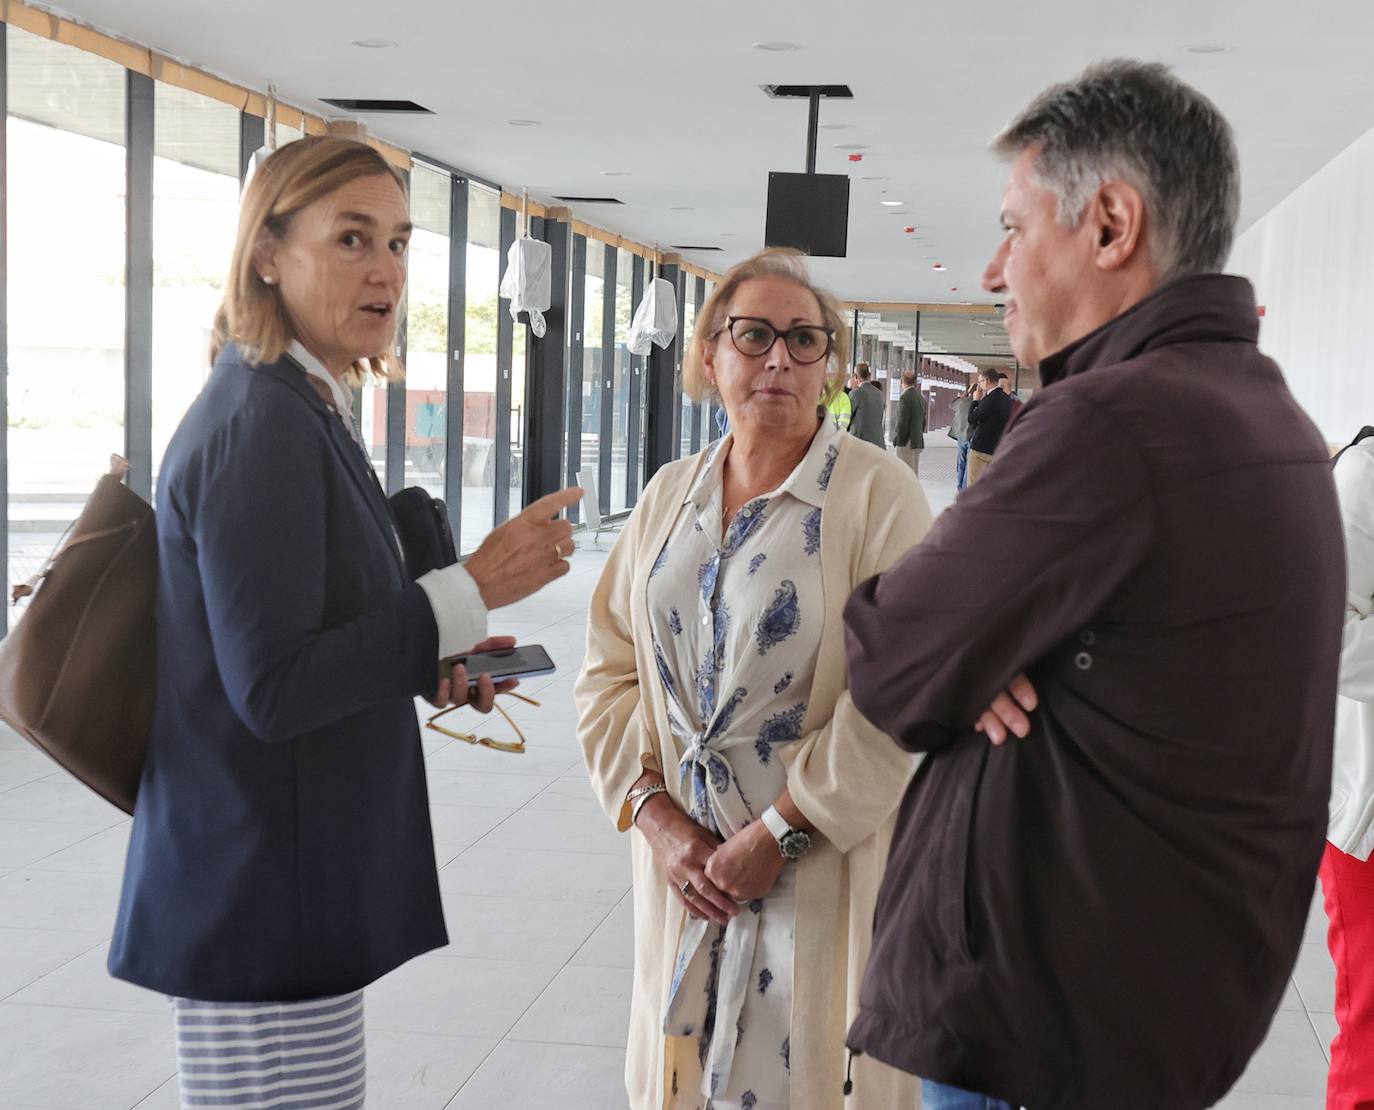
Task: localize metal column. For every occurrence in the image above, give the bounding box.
[523,208,569,506]
[644,259,680,484]
[124,72,154,501]
[239,112,264,182]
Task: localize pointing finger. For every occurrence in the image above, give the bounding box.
[520,487,583,522]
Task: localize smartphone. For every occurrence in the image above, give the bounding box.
[443,644,556,686]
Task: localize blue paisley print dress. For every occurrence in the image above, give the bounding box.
[647,418,841,1109]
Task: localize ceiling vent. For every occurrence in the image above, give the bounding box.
[319,98,433,113]
[552,195,624,204]
[671,245,724,252]
[761,84,854,100]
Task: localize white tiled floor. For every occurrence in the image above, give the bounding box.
[0,444,1339,1108]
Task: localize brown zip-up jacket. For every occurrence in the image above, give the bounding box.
[842,275,1343,1109]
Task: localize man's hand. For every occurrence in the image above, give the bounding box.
[975,673,1039,745]
[465,489,582,609]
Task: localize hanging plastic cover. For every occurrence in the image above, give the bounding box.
[627,277,679,355]
[499,237,552,338]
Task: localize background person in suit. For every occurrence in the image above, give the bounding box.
[107,137,581,1110]
[966,366,1014,485]
[848,363,887,447]
[892,367,928,476]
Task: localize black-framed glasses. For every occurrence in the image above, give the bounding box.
[722,316,834,365]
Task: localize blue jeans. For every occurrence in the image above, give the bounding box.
[921,1079,1016,1110]
[955,439,971,490]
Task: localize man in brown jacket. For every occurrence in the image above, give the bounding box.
[843,60,1344,1110]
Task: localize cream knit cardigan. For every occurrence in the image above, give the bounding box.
[575,433,932,1110]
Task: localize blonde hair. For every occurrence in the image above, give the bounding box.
[683,248,850,405]
[212,136,408,384]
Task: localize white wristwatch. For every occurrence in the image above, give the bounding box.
[761,804,812,861]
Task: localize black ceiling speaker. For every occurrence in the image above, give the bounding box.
[763,86,850,258]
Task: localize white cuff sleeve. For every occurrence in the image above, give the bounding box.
[416,564,489,660]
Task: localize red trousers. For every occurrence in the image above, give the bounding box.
[1320,842,1374,1109]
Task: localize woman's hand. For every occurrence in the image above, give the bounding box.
[704,821,786,904]
[427,636,522,711]
[635,794,740,927]
[465,489,583,609]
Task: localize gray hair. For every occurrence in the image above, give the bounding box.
[991,59,1240,280]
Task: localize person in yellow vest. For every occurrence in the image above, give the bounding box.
[826,385,852,430]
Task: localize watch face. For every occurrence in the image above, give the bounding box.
[780,829,811,860]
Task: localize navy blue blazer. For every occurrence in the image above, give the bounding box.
[967,387,1013,455]
[108,344,447,1001]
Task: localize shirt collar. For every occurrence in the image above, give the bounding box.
[685,415,839,513]
[287,340,354,419]
[1036,274,1259,388]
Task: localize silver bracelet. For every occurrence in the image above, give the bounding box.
[628,782,668,825]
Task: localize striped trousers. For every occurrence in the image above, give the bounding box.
[171,991,365,1109]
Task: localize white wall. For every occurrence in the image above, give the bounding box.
[1228,121,1374,443]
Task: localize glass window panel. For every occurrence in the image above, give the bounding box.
[680,284,696,456]
[151,84,239,488]
[701,280,716,441]
[7,29,127,629]
[404,163,451,501]
[462,183,501,553]
[582,244,604,492]
[511,286,527,513]
[610,252,633,513]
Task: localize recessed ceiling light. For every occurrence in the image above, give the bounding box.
[670,205,694,211]
[880,200,904,207]
[1182,43,1232,54]
[834,143,869,151]
[600,170,631,177]
[754,41,802,52]
[350,38,397,48]
[507,119,541,127]
[720,233,740,238]
[859,175,887,182]
[820,123,852,130]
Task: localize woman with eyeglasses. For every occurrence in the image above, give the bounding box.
[576,249,931,1109]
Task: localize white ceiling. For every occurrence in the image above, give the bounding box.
[45,0,1374,303]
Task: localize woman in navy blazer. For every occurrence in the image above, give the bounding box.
[108,137,580,1110]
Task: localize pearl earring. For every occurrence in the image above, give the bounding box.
[261,274,276,286]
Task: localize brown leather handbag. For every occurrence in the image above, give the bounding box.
[0,456,156,814]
